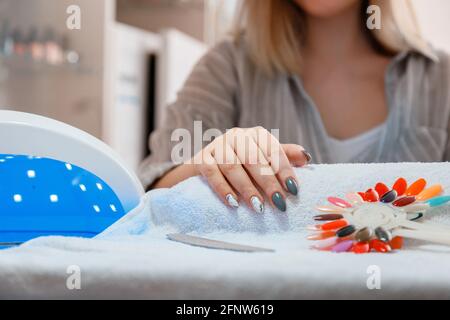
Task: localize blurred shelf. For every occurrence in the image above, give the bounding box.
[0,55,98,76]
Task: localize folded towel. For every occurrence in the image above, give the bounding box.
[143,162,450,234]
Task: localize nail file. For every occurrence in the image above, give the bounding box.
[166,233,275,253]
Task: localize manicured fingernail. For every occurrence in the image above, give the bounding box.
[285,177,298,196]
[272,192,286,212]
[250,196,264,213]
[226,194,239,208]
[302,150,312,163]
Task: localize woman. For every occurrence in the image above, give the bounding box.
[139,0,450,214]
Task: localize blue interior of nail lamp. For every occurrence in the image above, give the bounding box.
[0,154,126,246]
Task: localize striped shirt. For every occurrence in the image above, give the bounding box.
[139,38,450,188]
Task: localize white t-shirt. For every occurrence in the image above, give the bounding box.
[327,123,386,163]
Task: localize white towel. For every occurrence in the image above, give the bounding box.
[137,162,450,235]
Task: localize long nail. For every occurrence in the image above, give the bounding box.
[250,196,264,213]
[302,150,312,163]
[285,177,298,196]
[272,192,286,212]
[226,194,239,208]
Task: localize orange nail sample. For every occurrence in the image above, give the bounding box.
[405,178,427,196]
[375,183,389,198]
[370,239,392,253]
[392,178,407,196]
[416,184,443,201]
[364,189,379,202]
[321,220,348,231]
[390,236,403,250]
[352,242,370,254]
[307,230,336,240]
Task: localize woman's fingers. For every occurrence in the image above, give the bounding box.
[213,143,265,213]
[251,129,299,196]
[196,152,239,208]
[282,144,312,166]
[195,128,312,213]
[232,130,287,212]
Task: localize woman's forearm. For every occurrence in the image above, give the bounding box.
[152,164,198,189]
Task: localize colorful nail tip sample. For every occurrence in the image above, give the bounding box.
[416,184,443,201]
[345,192,364,205]
[374,227,392,242]
[308,177,450,254]
[307,230,336,240]
[352,242,370,254]
[331,240,354,253]
[313,214,343,221]
[336,225,356,238]
[380,190,397,203]
[375,183,390,198]
[364,189,379,202]
[390,236,403,250]
[392,178,407,196]
[370,239,392,253]
[327,197,352,208]
[320,220,348,231]
[312,237,338,250]
[427,196,450,207]
[405,178,426,196]
[407,212,424,221]
[355,227,373,242]
[316,205,344,213]
[393,196,416,207]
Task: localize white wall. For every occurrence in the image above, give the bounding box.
[105,23,162,169]
[157,29,207,127]
[413,0,450,52]
[116,0,205,42]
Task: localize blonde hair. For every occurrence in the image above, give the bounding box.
[233,0,433,76]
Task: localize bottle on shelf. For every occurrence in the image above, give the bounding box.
[27,27,45,62]
[12,28,26,57]
[43,28,64,66]
[1,21,14,57]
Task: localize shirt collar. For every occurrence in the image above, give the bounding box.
[404,40,439,63]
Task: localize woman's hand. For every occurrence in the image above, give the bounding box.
[188,127,311,213]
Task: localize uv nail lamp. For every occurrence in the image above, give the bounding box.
[0,110,145,245]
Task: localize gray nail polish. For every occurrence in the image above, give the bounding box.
[226,194,239,208]
[272,192,286,212]
[250,196,264,213]
[285,178,298,196]
[302,150,312,163]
